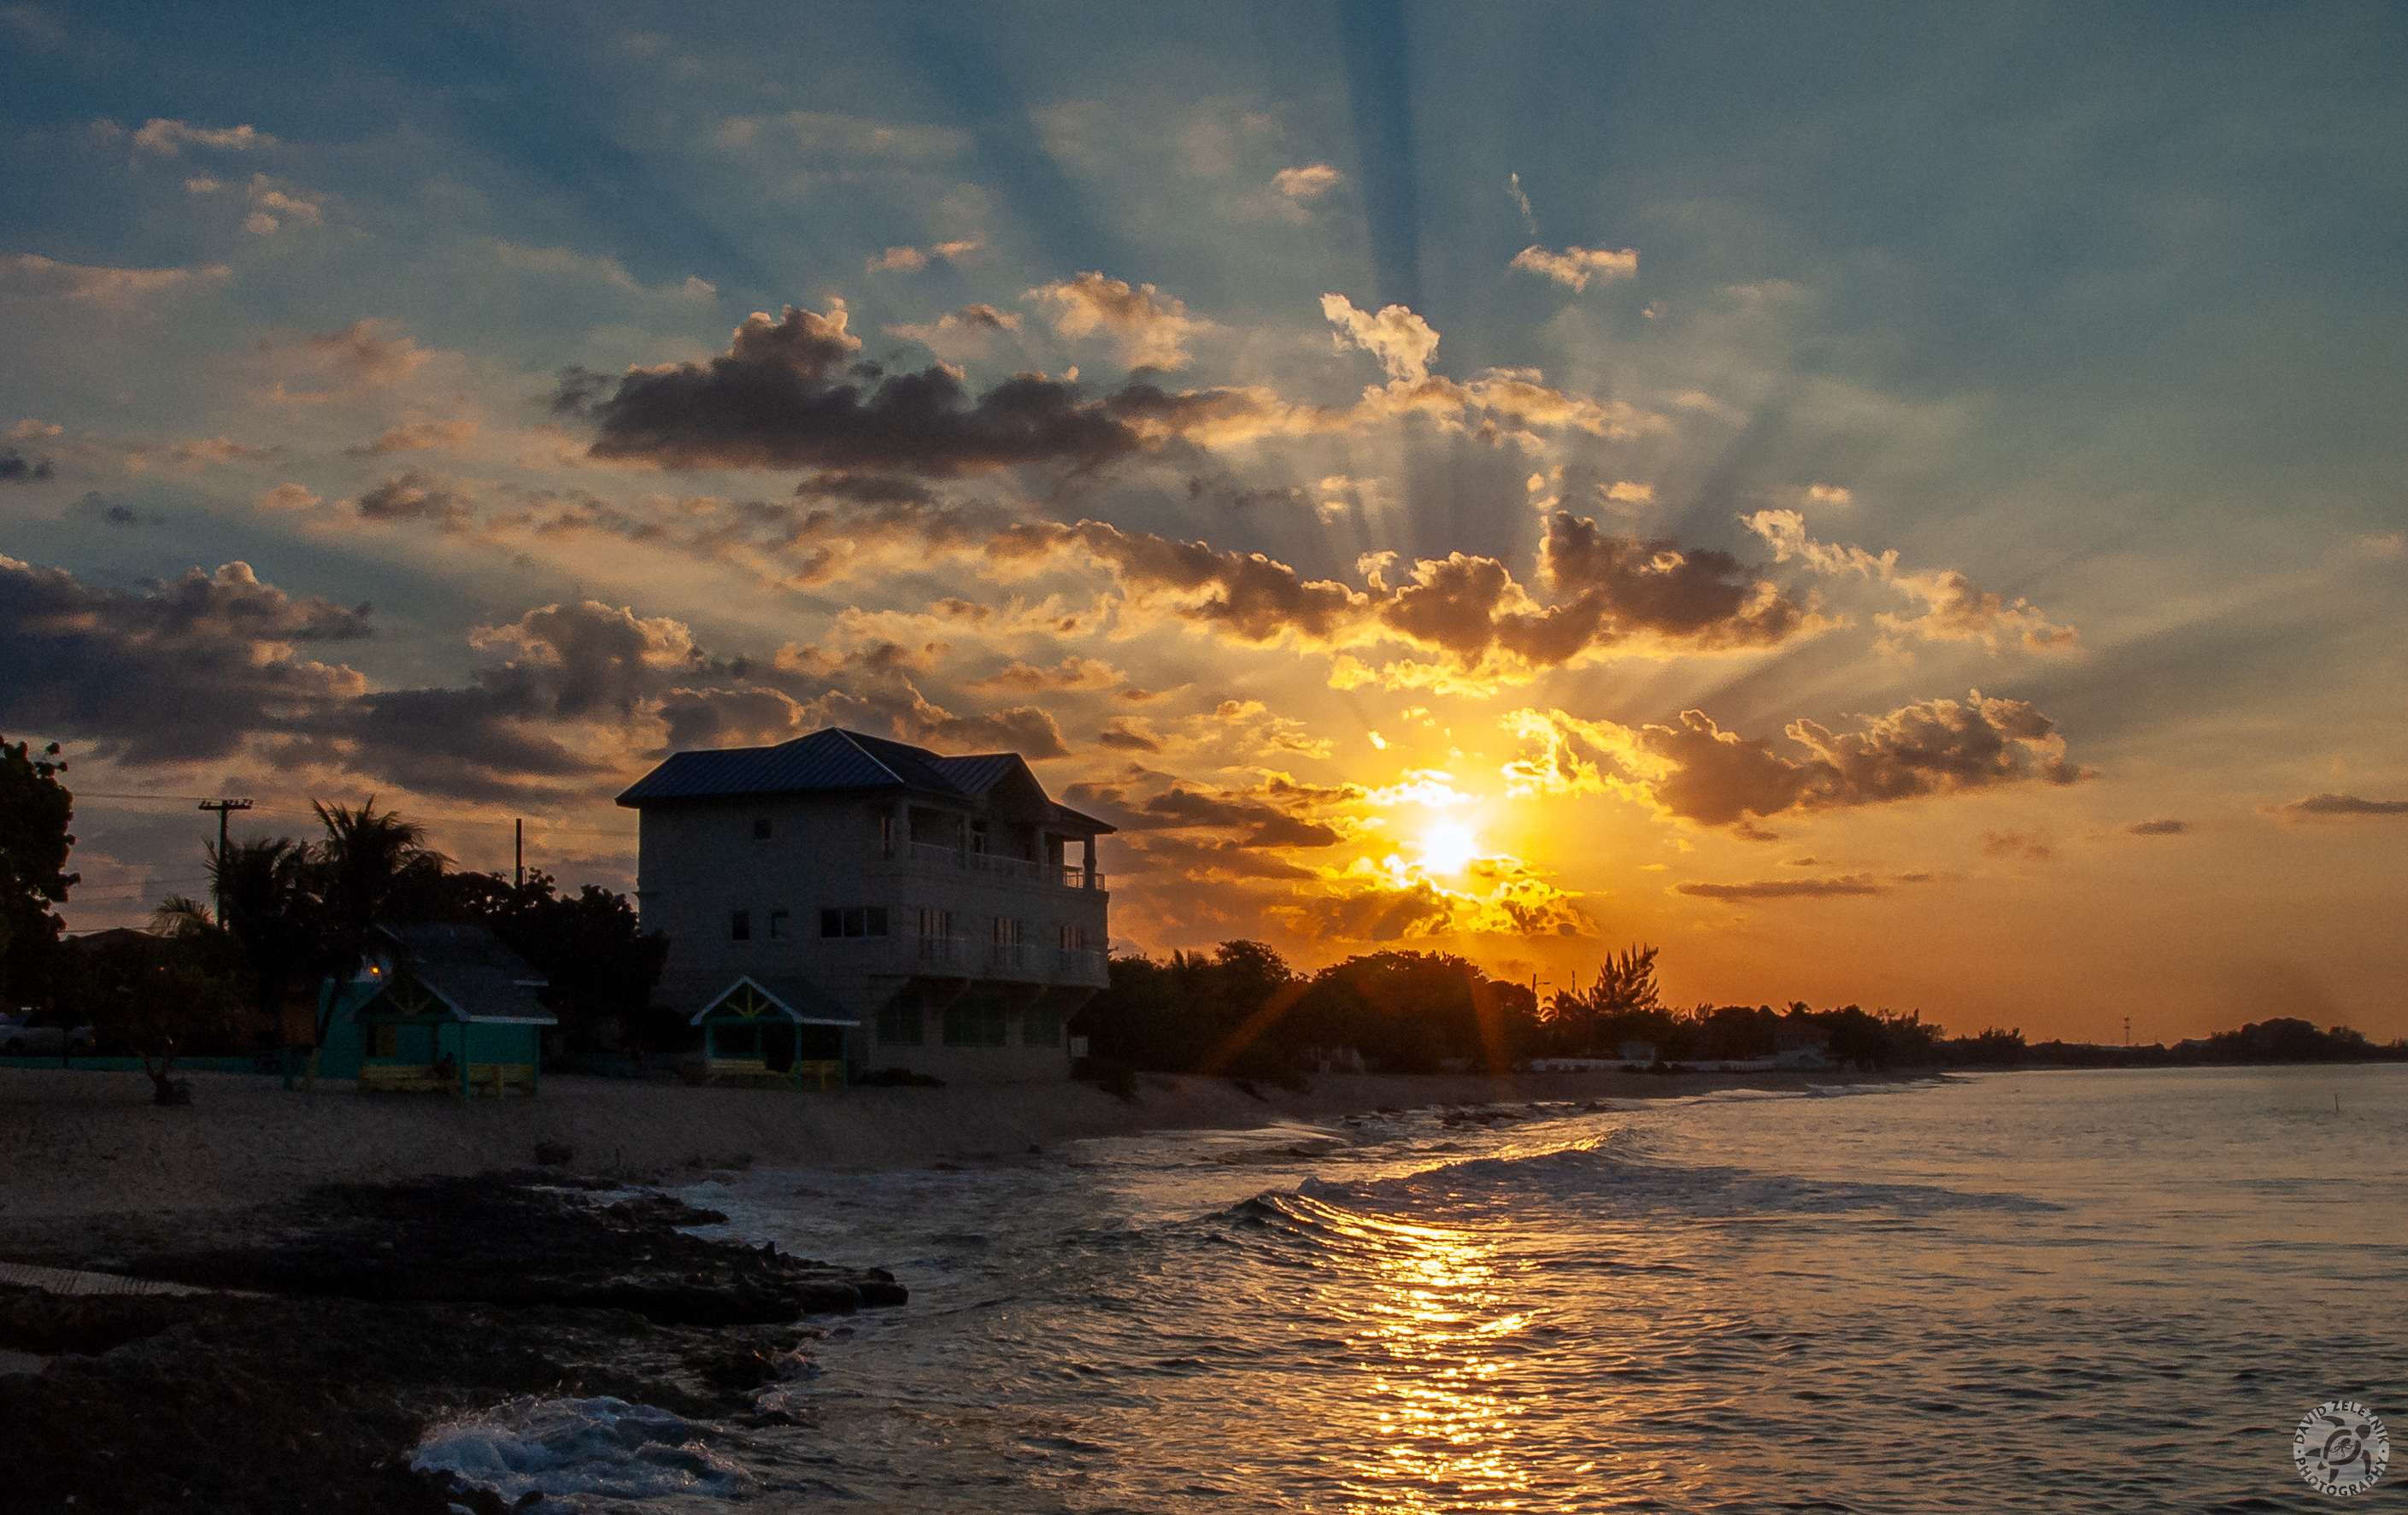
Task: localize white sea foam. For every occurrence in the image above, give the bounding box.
[411,1395,747,1506]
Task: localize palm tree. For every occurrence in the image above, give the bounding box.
[297,799,448,1087]
[206,836,326,1045]
[312,797,449,974]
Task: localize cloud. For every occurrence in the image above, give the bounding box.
[350,469,475,529]
[559,302,1290,475]
[241,175,323,235]
[2123,819,2187,836]
[0,449,56,483]
[1807,484,1853,505]
[1603,480,1655,506]
[131,119,272,155]
[2,254,232,308]
[9,419,62,441]
[2266,793,2408,820]
[1743,508,2077,654]
[1274,164,1342,200]
[0,555,371,765]
[1676,877,1884,901]
[1029,272,1213,368]
[965,655,1124,694]
[492,241,715,299]
[261,319,438,403]
[347,419,479,455]
[1982,828,2053,860]
[1321,293,1440,384]
[1510,244,1639,291]
[258,483,320,511]
[867,239,979,273]
[884,302,1024,358]
[712,110,967,162]
[170,437,272,470]
[1503,690,2088,831]
[2358,531,2405,560]
[1506,173,1535,232]
[1095,718,1163,752]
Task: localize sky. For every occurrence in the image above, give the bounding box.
[2,2,2402,1042]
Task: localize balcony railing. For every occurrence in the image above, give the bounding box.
[806,933,1108,986]
[884,841,1105,890]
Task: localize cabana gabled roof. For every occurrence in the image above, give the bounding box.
[691,974,860,1028]
[615,725,1114,835]
[359,922,555,1026]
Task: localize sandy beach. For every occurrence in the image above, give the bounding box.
[0,1065,1894,1227]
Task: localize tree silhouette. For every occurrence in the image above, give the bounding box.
[0,737,78,1013]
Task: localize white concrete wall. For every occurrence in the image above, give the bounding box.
[636,793,1109,1083]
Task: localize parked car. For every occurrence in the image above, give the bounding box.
[1,1013,96,1057]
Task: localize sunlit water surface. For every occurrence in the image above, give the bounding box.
[417,1067,2408,1512]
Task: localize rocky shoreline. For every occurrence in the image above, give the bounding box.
[0,1171,904,1512]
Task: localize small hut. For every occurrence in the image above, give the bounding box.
[344,923,555,1096]
[690,975,857,1089]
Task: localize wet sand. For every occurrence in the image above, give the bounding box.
[0,1064,1904,1226]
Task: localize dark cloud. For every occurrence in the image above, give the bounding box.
[1508,690,2088,831]
[0,556,373,764]
[1141,787,1342,848]
[990,511,1806,672]
[2268,793,2408,819]
[557,303,1282,476]
[990,518,1366,645]
[354,469,474,529]
[1676,877,1885,901]
[0,449,56,483]
[2124,819,2187,836]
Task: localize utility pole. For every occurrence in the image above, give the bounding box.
[514,818,524,890]
[197,798,253,925]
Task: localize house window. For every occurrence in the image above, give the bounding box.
[819,907,889,938]
[943,997,1008,1047]
[372,1025,398,1058]
[731,909,751,942]
[876,995,923,1046]
[753,817,772,839]
[1058,924,1089,951]
[992,917,1022,945]
[1022,1006,1060,1047]
[768,908,790,940]
[970,819,990,855]
[917,907,952,939]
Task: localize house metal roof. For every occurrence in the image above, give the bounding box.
[616,726,1113,832]
[690,973,860,1027]
[370,922,555,1025]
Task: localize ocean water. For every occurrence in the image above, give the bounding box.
[416,1066,2408,1512]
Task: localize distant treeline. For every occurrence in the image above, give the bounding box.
[1072,941,2408,1081]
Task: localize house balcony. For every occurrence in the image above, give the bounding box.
[810,934,1111,989]
[887,841,1106,892]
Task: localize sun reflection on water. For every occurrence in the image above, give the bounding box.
[1318,1204,1546,1512]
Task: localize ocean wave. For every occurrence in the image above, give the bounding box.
[412,1395,750,1507]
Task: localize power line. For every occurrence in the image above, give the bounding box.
[66,791,631,837]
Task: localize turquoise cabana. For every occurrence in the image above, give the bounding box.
[691,976,856,1090]
[332,923,555,1096]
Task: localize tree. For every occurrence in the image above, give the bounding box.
[432,869,672,1054]
[0,737,78,1012]
[1543,943,1662,1057]
[60,919,249,1104]
[208,836,326,1042]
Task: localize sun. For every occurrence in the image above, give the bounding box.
[1418,820,1478,875]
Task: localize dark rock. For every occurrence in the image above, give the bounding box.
[80,1174,900,1327]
